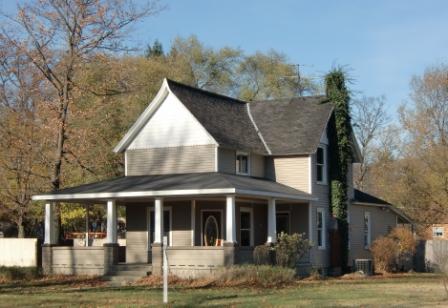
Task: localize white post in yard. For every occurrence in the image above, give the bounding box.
[154,198,164,244]
[226,195,236,244]
[267,198,277,244]
[106,200,117,244]
[163,235,168,304]
[44,202,56,245]
[85,204,89,247]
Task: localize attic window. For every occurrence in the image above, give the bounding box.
[236,152,249,175]
[316,146,327,184]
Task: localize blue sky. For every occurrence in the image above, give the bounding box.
[2,0,448,117]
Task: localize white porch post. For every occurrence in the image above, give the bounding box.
[154,198,164,244]
[85,204,90,247]
[225,195,236,244]
[267,198,277,244]
[106,200,117,244]
[191,200,196,246]
[44,202,57,245]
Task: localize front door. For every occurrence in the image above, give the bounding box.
[202,211,222,246]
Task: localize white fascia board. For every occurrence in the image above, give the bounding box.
[32,188,237,201]
[113,79,170,153]
[32,188,317,203]
[235,189,317,202]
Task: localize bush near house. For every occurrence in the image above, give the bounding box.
[370,227,416,273]
[253,232,311,268]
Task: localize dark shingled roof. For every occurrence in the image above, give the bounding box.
[39,172,311,199]
[354,189,391,205]
[249,97,334,155]
[167,79,268,154]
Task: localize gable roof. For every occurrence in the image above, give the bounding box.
[114,79,269,154]
[250,97,334,155]
[166,79,269,154]
[353,189,413,224]
[354,189,391,205]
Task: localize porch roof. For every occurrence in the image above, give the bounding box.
[32,172,315,202]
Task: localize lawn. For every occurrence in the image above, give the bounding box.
[0,274,446,307]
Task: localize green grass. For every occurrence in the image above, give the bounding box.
[0,274,446,307]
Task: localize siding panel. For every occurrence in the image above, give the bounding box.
[273,156,309,192]
[126,145,215,175]
[218,148,235,174]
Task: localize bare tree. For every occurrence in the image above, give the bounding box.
[0,0,160,192]
[0,0,160,238]
[352,96,389,190]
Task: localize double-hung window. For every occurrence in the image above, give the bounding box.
[364,212,371,248]
[236,152,249,175]
[317,208,326,249]
[316,146,327,184]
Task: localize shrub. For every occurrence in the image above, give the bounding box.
[215,265,296,288]
[0,266,41,283]
[370,236,398,273]
[275,232,311,268]
[390,227,416,271]
[253,245,272,265]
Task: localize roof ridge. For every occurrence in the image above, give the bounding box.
[246,103,272,155]
[166,78,248,105]
[252,95,328,104]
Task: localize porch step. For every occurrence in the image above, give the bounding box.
[104,263,152,286]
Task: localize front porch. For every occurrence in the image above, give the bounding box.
[34,173,314,278]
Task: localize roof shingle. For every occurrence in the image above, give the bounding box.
[249,97,334,155]
[167,79,269,154]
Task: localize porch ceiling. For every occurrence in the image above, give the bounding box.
[32,172,315,202]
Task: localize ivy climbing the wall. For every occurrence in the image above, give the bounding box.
[325,68,352,271]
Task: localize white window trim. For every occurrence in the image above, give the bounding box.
[317,208,326,250]
[240,207,254,247]
[200,209,224,246]
[236,151,250,176]
[316,145,327,185]
[148,206,172,248]
[364,211,371,249]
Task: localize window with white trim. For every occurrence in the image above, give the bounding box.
[433,227,444,238]
[236,152,249,175]
[240,208,253,246]
[364,212,371,248]
[316,146,326,184]
[317,208,326,249]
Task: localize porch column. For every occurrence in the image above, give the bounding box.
[154,198,164,244]
[225,195,236,244]
[44,202,57,245]
[267,198,277,244]
[106,200,117,244]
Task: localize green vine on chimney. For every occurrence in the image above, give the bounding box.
[325,68,352,271]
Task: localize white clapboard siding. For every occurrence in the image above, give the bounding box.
[128,93,216,150]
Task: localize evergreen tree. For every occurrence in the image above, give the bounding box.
[145,39,164,58]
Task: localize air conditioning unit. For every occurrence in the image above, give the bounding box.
[353,259,373,276]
